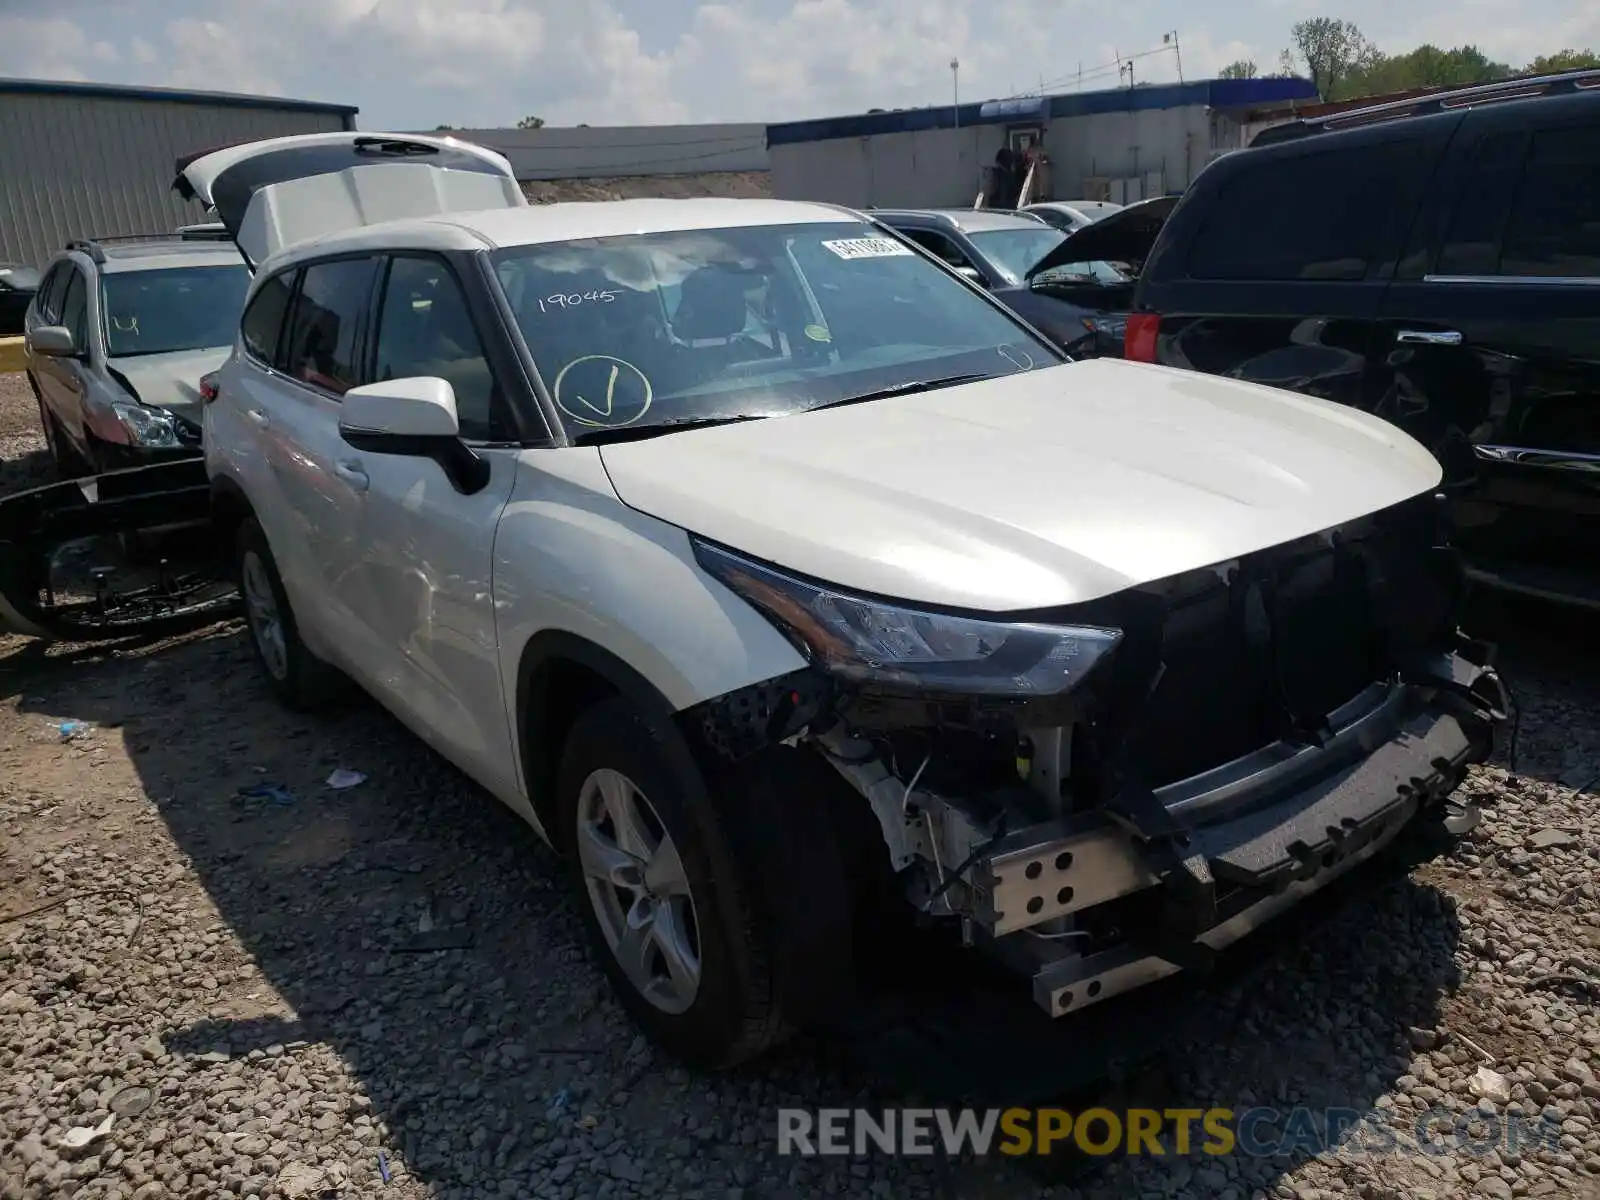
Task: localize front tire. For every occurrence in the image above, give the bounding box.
[556,696,851,1068]
[234,517,343,711]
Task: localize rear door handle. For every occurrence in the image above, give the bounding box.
[245,408,270,427]
[334,461,369,492]
[1396,329,1463,346]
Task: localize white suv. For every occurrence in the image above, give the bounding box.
[181,133,1508,1068]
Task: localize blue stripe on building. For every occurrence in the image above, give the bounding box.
[766,77,1318,146]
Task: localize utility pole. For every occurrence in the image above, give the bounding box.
[1165,31,1184,83]
[950,57,960,124]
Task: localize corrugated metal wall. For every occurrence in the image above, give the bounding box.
[425,123,769,181]
[770,125,1003,209]
[0,94,349,269]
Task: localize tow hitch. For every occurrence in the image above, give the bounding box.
[0,461,236,641]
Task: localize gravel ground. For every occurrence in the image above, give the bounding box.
[2,374,1599,1200]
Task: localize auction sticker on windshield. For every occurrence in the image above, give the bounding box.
[821,238,914,260]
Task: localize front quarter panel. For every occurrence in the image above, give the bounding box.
[494,445,809,730]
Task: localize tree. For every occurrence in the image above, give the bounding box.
[1525,48,1600,73]
[1284,18,1381,99]
[516,115,546,129]
[434,124,456,131]
[1218,59,1258,79]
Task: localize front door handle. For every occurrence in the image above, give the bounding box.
[334,461,369,492]
[245,408,270,427]
[1396,329,1463,346]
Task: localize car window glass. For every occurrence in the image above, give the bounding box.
[492,221,1054,441]
[1501,123,1600,279]
[901,229,972,269]
[37,264,69,322]
[1189,139,1433,282]
[102,265,250,358]
[241,269,297,367]
[968,227,1070,284]
[373,257,500,441]
[59,269,88,350]
[1436,131,1524,276]
[282,258,379,397]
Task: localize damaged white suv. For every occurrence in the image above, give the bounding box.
[180,132,1507,1067]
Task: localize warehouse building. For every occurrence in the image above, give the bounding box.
[0,78,357,269]
[766,76,1319,210]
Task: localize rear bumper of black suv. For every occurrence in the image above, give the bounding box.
[962,647,1505,1017]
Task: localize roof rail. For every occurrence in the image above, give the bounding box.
[1249,68,1600,148]
[64,232,205,263]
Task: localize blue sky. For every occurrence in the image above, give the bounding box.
[1,0,1594,129]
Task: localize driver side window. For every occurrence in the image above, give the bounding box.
[59,269,89,353]
[372,256,501,441]
[902,229,976,272]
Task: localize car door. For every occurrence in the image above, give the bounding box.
[34,265,94,458]
[246,254,385,669]
[1145,126,1453,412]
[1373,98,1600,580]
[337,251,521,795]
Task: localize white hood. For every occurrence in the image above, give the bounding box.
[599,359,1443,612]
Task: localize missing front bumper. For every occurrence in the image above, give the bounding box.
[956,659,1500,1018]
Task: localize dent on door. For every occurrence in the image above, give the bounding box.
[0,460,236,641]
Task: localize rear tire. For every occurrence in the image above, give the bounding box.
[555,696,855,1068]
[234,517,345,711]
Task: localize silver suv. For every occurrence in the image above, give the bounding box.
[24,236,249,475]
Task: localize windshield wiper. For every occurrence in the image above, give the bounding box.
[802,373,989,414]
[570,414,770,446]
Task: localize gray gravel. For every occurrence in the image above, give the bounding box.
[2,380,1599,1200]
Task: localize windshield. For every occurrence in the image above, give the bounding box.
[101,264,251,358]
[1029,259,1130,285]
[492,221,1059,440]
[967,227,1069,284]
[0,265,42,290]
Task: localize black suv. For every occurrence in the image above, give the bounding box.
[1126,71,1600,607]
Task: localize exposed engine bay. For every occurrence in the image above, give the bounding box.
[686,491,1510,1016]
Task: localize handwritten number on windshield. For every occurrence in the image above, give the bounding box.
[538,290,618,313]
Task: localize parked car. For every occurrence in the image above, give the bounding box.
[0,263,41,336]
[24,236,251,474]
[50,129,1504,1070]
[1021,199,1125,233]
[1127,70,1600,608]
[871,204,1174,356]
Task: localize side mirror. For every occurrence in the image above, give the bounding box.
[338,377,490,495]
[28,325,78,358]
[955,265,986,287]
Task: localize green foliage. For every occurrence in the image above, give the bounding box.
[516,115,546,129]
[1218,59,1258,79]
[1276,19,1596,101]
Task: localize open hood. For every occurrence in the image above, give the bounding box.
[1024,194,1181,281]
[173,131,526,269]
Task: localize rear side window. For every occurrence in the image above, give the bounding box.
[282,258,379,397]
[1436,132,1525,276]
[1188,140,1434,282]
[1502,123,1600,279]
[240,269,297,367]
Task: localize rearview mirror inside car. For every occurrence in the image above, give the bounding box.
[28,325,78,358]
[338,377,489,495]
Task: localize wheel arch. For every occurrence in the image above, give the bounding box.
[209,473,254,540]
[515,629,695,844]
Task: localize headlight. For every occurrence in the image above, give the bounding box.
[694,540,1121,698]
[112,402,179,448]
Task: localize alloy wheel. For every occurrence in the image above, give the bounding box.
[576,767,702,1014]
[240,550,289,682]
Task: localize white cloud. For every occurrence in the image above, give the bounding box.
[0,0,1593,128]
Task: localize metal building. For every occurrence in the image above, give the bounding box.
[0,78,358,269]
[422,123,769,181]
[766,77,1319,211]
